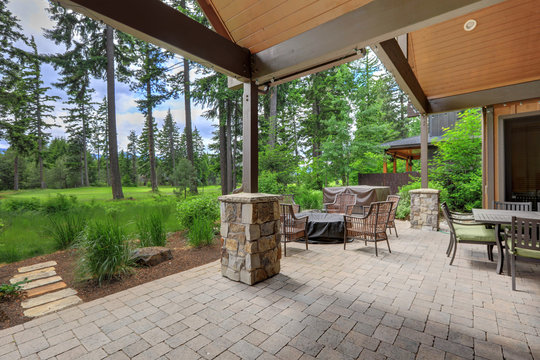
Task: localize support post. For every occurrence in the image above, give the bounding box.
[393,157,397,173]
[242,82,259,193]
[420,114,429,188]
[383,158,388,173]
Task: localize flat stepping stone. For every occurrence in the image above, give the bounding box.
[26,282,67,298]
[18,261,57,273]
[23,295,82,318]
[21,288,78,309]
[10,270,57,284]
[20,276,62,290]
[12,267,55,279]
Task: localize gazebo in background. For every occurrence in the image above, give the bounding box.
[55,0,539,284]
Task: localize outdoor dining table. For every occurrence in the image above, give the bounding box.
[472,208,540,274]
[296,211,345,244]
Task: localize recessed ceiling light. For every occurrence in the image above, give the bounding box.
[464,19,477,31]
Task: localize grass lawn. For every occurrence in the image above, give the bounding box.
[0,185,221,264]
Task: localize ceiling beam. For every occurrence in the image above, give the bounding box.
[55,0,251,80]
[195,0,231,40]
[429,80,540,113]
[252,0,504,85]
[374,38,429,114]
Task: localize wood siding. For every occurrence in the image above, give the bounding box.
[207,0,373,53]
[409,0,540,99]
[483,98,540,207]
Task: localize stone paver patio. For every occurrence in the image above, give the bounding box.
[2,221,540,360]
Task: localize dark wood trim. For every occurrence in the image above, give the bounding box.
[242,82,259,193]
[421,114,429,188]
[57,0,251,80]
[486,106,495,208]
[375,38,430,114]
[252,0,503,85]
[429,80,540,113]
[195,0,231,40]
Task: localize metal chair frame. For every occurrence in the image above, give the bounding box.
[280,203,308,257]
[325,193,357,214]
[386,195,400,237]
[507,216,540,290]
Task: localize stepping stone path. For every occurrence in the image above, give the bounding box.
[10,261,82,318]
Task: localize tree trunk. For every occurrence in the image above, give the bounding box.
[183,57,197,193]
[226,99,233,194]
[269,85,277,148]
[131,154,137,185]
[106,25,124,199]
[232,101,238,190]
[146,80,158,192]
[80,150,84,187]
[82,106,90,187]
[36,94,46,189]
[13,154,19,191]
[219,101,228,195]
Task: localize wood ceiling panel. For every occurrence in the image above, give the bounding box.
[408,0,540,99]
[208,0,373,53]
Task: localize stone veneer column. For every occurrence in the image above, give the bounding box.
[219,193,282,285]
[410,189,440,231]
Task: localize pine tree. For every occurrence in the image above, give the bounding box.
[128,39,175,192]
[90,97,109,184]
[157,109,180,184]
[26,37,59,189]
[126,130,138,185]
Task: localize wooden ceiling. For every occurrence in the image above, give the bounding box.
[201,0,373,53]
[408,0,540,100]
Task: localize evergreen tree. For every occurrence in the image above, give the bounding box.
[157,109,180,184]
[128,39,175,192]
[89,97,109,184]
[127,130,138,185]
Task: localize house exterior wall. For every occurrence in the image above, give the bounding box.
[482,97,540,208]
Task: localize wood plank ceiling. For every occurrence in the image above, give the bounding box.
[203,0,373,53]
[408,0,540,99]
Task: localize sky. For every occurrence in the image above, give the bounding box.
[1,0,215,151]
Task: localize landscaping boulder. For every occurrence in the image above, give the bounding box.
[131,247,172,266]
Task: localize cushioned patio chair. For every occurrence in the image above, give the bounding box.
[343,201,393,256]
[441,202,496,265]
[325,193,357,214]
[494,201,532,211]
[386,195,400,237]
[280,204,308,257]
[506,216,540,290]
[281,194,300,213]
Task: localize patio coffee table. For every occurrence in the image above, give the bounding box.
[472,208,540,274]
[297,211,345,244]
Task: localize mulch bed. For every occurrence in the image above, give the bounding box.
[0,231,220,330]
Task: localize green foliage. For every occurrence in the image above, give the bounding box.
[258,171,287,195]
[430,109,482,211]
[288,185,323,210]
[76,218,133,284]
[395,178,448,220]
[173,158,197,198]
[0,278,28,301]
[136,211,167,247]
[42,193,78,214]
[47,212,86,250]
[187,217,215,247]
[1,197,41,212]
[177,195,219,229]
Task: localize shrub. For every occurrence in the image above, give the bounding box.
[187,217,215,247]
[47,213,86,250]
[177,196,219,229]
[1,198,41,212]
[76,218,132,284]
[0,279,28,301]
[42,194,78,214]
[258,171,287,194]
[395,178,448,220]
[293,186,323,210]
[136,211,167,247]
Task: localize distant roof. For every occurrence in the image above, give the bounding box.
[380,135,440,150]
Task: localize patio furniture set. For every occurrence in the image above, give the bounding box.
[279,189,400,258]
[442,201,540,290]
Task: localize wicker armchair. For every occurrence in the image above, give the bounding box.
[506,217,540,290]
[343,201,393,256]
[494,201,532,211]
[281,194,300,213]
[325,193,357,214]
[280,204,308,257]
[386,195,400,237]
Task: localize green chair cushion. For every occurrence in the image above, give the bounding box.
[454,224,496,242]
[506,238,540,259]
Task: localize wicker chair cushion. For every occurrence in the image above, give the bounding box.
[454,224,496,242]
[506,239,540,259]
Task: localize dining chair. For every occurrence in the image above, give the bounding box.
[281,194,300,213]
[506,216,540,290]
[280,204,308,257]
[386,195,400,237]
[494,201,532,211]
[441,202,496,265]
[325,193,357,214]
[343,201,392,256]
